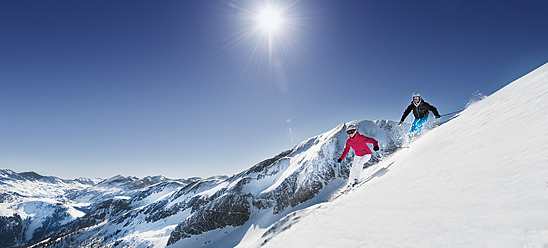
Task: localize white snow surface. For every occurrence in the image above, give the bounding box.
[239,63,548,247]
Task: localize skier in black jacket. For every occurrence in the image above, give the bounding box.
[399,92,441,138]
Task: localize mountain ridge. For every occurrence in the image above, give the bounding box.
[1,119,408,247]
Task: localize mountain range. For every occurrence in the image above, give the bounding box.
[1,120,409,247]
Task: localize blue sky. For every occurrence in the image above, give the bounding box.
[1,0,547,179]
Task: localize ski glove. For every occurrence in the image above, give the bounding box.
[337,158,342,163]
[398,121,403,125]
[435,115,441,119]
[373,146,379,151]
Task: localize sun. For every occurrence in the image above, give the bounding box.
[256,6,284,34]
[225,0,303,80]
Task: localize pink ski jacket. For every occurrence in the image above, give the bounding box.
[340,132,379,160]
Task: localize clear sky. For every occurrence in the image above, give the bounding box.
[1,0,547,180]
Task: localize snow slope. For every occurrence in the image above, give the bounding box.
[243,62,548,247]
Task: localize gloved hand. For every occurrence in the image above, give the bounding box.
[398,121,403,125]
[435,115,441,119]
[337,158,342,163]
[373,146,379,151]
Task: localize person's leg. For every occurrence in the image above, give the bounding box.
[415,115,428,135]
[409,115,428,139]
[357,154,372,169]
[348,155,362,185]
[409,118,420,139]
[348,154,372,185]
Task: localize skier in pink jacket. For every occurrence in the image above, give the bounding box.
[338,124,379,186]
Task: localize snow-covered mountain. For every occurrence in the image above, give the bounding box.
[3,61,546,247]
[1,120,409,248]
[0,170,196,247]
[239,62,548,247]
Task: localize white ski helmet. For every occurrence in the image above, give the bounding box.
[345,124,357,132]
[412,92,421,98]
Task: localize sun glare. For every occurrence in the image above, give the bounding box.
[257,7,283,33]
[226,0,303,89]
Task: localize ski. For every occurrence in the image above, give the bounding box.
[329,184,354,202]
[329,173,369,202]
[329,161,394,202]
[329,178,365,202]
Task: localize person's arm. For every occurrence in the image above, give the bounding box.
[429,103,441,118]
[338,140,351,162]
[364,136,380,151]
[400,104,413,124]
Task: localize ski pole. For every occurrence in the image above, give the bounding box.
[439,109,464,118]
[382,124,400,148]
[380,146,408,150]
[337,161,341,177]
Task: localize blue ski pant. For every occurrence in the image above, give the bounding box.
[409,115,428,138]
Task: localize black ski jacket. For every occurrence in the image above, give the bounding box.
[400,99,440,122]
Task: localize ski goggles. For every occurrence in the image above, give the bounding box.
[346,130,356,134]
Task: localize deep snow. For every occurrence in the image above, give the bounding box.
[240,62,548,247]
